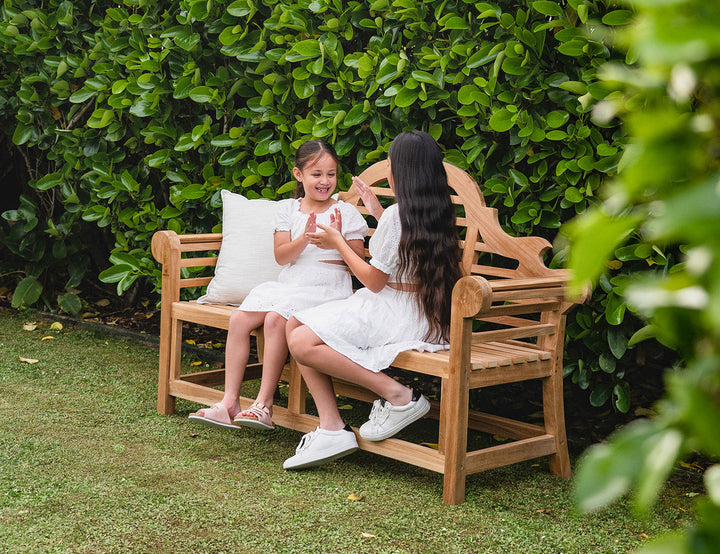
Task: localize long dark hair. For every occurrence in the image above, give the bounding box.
[390,131,463,343]
[293,140,339,198]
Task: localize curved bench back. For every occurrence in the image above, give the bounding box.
[339,160,562,280]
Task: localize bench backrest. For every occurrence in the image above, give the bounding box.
[152,160,567,300]
[339,160,563,282]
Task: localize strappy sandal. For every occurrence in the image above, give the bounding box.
[233,402,275,430]
[188,403,241,431]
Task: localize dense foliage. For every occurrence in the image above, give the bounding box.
[568,0,720,550]
[0,0,674,410]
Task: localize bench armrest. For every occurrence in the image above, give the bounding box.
[451,274,581,320]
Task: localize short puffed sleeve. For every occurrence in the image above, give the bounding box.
[337,201,369,241]
[273,198,298,232]
[369,204,402,276]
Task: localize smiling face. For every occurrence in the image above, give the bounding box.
[293,152,338,204]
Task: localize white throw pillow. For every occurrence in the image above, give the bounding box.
[197,189,284,305]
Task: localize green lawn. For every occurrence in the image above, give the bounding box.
[0,308,699,553]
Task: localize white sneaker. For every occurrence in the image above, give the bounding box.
[359,392,431,441]
[283,427,359,470]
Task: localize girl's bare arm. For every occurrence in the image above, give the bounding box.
[307,224,389,292]
[274,213,316,265]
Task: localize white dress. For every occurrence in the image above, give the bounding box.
[238,198,368,319]
[294,204,447,372]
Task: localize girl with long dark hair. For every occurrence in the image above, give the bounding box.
[284,131,463,468]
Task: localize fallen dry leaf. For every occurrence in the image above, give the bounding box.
[190,361,203,366]
[420,442,439,450]
[185,339,196,345]
[361,532,376,539]
[49,321,63,331]
[337,404,353,410]
[347,493,362,501]
[19,357,39,364]
[95,299,111,307]
[41,336,55,341]
[23,322,38,331]
[536,509,552,515]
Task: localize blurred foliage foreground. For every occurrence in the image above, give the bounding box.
[565,0,720,552]
[0,1,677,413]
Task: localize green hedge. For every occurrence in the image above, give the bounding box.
[0,0,675,410]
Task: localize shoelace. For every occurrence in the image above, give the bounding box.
[368,399,391,426]
[295,429,318,454]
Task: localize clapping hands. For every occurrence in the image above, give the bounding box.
[306,208,343,250]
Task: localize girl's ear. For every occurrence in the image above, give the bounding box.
[292,166,303,182]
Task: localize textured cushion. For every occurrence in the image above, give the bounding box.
[197,190,284,305]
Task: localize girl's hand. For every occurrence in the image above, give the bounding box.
[304,212,317,234]
[329,207,342,233]
[352,176,384,220]
[306,223,342,250]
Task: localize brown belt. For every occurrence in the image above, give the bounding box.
[387,282,418,292]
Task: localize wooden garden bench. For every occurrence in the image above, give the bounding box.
[151,160,581,504]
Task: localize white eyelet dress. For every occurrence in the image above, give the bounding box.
[237,198,368,319]
[293,204,448,372]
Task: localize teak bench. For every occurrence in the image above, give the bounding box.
[151,160,581,504]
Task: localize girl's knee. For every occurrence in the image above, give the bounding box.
[285,317,302,343]
[264,311,287,334]
[228,310,245,333]
[228,310,260,335]
[286,324,309,358]
[287,324,324,365]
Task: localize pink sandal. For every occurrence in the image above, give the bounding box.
[188,403,241,431]
[233,402,274,430]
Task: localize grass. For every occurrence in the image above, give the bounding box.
[0,308,701,553]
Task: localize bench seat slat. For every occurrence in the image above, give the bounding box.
[471,323,555,344]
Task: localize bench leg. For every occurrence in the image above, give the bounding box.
[439,374,470,505]
[286,357,307,416]
[157,316,182,415]
[543,370,571,479]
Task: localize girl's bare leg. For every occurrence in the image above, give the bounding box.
[286,318,413,426]
[251,311,290,412]
[196,309,266,419]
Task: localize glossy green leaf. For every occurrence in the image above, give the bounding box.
[35,172,62,191]
[11,276,42,308]
[57,292,82,315]
[98,264,133,283]
[602,10,634,26]
[489,108,515,132]
[12,123,34,145]
[546,110,570,128]
[189,86,214,103]
[395,87,418,107]
[532,1,564,17]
